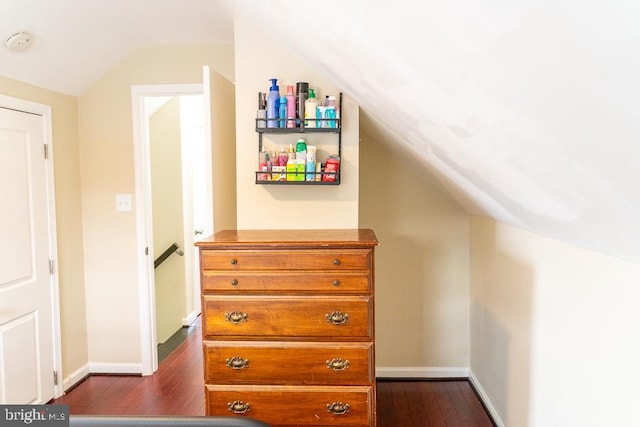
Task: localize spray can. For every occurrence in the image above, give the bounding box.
[296,82,308,127]
[286,85,296,128]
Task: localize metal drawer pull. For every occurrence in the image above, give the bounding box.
[230,279,238,286]
[326,358,350,372]
[332,279,340,287]
[326,402,350,415]
[333,258,341,265]
[230,258,238,265]
[226,356,249,370]
[224,311,248,324]
[227,400,250,414]
[326,311,349,325]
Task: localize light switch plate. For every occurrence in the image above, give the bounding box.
[115,193,132,212]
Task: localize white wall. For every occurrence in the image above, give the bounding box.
[234,14,359,229]
[470,216,640,426]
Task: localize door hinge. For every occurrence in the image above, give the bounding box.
[49,259,54,275]
[53,370,59,386]
[44,144,49,159]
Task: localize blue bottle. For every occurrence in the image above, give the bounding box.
[279,96,287,128]
[266,78,280,128]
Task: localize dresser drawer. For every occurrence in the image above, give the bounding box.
[206,385,373,426]
[202,249,371,271]
[203,296,372,339]
[204,341,373,385]
[202,270,370,294]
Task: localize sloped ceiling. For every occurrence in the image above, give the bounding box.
[1,0,638,263]
[233,0,640,263]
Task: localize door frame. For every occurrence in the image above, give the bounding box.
[0,94,63,398]
[131,83,206,375]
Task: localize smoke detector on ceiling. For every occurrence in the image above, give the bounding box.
[5,32,33,53]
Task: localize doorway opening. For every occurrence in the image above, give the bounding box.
[132,83,213,375]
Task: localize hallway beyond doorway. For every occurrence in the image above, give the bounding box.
[157,317,199,364]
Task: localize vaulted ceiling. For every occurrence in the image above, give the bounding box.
[2,0,638,263]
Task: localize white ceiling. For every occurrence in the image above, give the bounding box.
[2,0,639,263]
[0,0,234,94]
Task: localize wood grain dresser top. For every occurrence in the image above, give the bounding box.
[195,229,378,249]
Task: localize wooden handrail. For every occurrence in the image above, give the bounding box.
[154,242,183,269]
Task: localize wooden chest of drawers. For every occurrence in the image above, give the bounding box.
[196,229,378,426]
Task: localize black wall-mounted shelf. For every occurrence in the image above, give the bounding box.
[255,93,342,186]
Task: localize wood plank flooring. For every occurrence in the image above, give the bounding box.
[51,320,494,426]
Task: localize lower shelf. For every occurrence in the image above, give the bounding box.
[255,171,340,185]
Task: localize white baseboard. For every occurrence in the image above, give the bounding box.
[182,310,200,327]
[62,364,90,392]
[88,362,143,375]
[469,370,505,427]
[376,366,469,379]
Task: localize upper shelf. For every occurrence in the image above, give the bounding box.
[255,119,341,134]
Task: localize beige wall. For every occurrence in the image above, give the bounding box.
[470,216,640,426]
[234,15,359,229]
[78,45,234,366]
[150,98,186,343]
[0,76,88,384]
[359,129,471,373]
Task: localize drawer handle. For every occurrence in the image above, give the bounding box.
[333,258,341,266]
[230,258,238,265]
[230,279,238,286]
[326,358,350,372]
[332,279,341,287]
[326,402,350,416]
[326,311,349,325]
[224,311,248,324]
[227,400,250,414]
[226,356,249,370]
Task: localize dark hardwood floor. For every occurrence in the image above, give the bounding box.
[51,319,494,426]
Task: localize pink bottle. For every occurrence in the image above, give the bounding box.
[286,85,296,128]
[278,146,288,167]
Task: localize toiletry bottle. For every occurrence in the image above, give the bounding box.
[286,145,297,181]
[322,155,340,182]
[278,145,288,167]
[258,147,269,181]
[296,82,308,127]
[256,92,266,128]
[270,150,277,173]
[295,138,307,157]
[279,96,287,128]
[304,88,318,128]
[306,145,317,181]
[295,139,306,181]
[286,85,296,128]
[326,95,337,128]
[267,78,280,128]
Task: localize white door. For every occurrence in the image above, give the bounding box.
[0,106,56,403]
